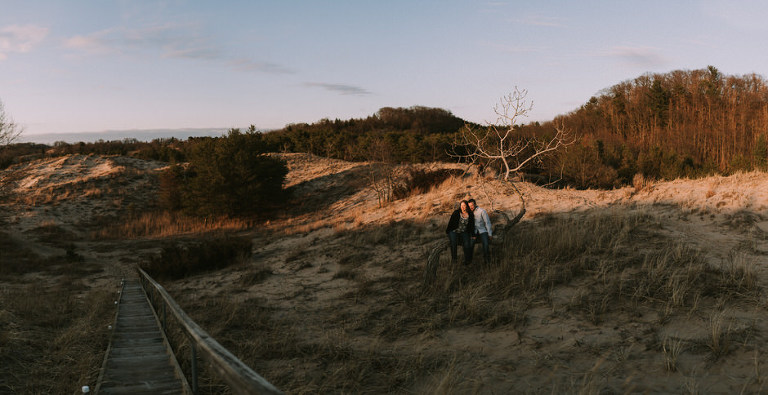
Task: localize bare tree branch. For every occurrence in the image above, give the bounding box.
[0,99,23,147]
[451,87,573,182]
[425,88,573,287]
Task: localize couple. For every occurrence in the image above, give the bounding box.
[445,198,493,265]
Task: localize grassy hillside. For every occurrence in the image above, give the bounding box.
[5,153,768,392]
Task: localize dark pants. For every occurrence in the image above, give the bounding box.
[448,231,473,264]
[474,232,491,264]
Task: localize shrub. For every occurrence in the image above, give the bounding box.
[140,236,252,280]
[158,163,185,211]
[180,129,288,217]
[392,167,461,200]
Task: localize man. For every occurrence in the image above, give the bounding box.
[467,199,492,264]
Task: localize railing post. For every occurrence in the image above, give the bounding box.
[190,343,198,394]
[136,267,283,394]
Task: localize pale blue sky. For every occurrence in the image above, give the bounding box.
[2,0,767,139]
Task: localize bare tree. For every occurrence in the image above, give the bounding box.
[454,87,571,182]
[0,99,23,147]
[454,87,573,213]
[364,138,399,208]
[424,89,573,286]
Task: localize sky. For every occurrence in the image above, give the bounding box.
[2,0,767,142]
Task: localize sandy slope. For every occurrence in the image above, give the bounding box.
[178,154,768,393]
[1,154,168,282]
[4,153,768,392]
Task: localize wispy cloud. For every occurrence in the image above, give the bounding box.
[63,23,217,57]
[63,23,292,74]
[63,30,114,53]
[305,82,372,96]
[0,24,48,61]
[514,16,567,28]
[230,58,294,74]
[606,45,667,68]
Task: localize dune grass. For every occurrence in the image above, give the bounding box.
[0,279,114,393]
[6,153,768,393]
[94,211,252,239]
[166,206,763,393]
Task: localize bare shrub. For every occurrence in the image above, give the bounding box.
[0,232,99,278]
[633,173,651,192]
[26,221,79,244]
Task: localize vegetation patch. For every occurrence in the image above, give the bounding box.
[140,236,253,280]
[392,167,462,200]
[94,211,252,239]
[0,281,113,393]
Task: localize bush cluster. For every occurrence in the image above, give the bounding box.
[140,236,253,280]
[392,167,461,200]
[159,129,288,217]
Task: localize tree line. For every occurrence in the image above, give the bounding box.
[4,66,768,194]
[260,106,473,163]
[255,68,768,189]
[539,66,768,188]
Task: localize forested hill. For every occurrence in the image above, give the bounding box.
[258,66,768,188]
[539,66,768,188]
[6,67,768,190]
[260,106,475,163]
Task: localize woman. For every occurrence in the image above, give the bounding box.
[445,200,475,265]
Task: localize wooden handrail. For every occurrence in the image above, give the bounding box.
[137,268,283,395]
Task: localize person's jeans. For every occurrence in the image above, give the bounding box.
[448,231,473,264]
[474,232,491,264]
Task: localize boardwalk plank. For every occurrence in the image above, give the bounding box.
[96,279,188,395]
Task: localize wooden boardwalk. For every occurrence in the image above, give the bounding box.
[96,279,189,395]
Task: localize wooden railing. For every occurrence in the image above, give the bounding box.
[138,268,282,395]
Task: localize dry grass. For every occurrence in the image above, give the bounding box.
[632,173,652,192]
[708,309,731,358]
[0,231,100,278]
[663,336,685,372]
[94,211,252,239]
[0,280,114,393]
[7,154,768,393]
[166,206,765,393]
[170,294,450,394]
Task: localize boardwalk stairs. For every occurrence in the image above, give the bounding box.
[94,270,282,394]
[95,279,189,394]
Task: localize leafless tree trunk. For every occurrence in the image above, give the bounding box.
[453,88,572,182]
[365,162,395,208]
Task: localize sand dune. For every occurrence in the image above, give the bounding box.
[4,153,768,393]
